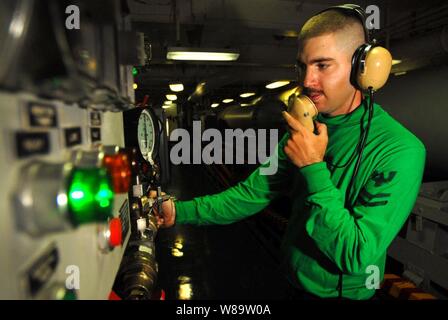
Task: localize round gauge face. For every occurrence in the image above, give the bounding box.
[137,110,156,162]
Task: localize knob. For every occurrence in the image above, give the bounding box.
[14,161,71,236]
[71,149,103,168]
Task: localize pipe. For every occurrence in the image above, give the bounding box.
[390,26,448,73]
[113,175,160,300]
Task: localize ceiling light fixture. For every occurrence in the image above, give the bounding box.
[169,83,184,92]
[167,47,240,61]
[266,81,290,89]
[240,92,256,98]
[222,99,234,103]
[163,102,175,109]
[166,94,177,101]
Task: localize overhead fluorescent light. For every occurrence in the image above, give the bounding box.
[266,80,290,89]
[211,103,219,108]
[222,99,234,103]
[167,47,240,61]
[163,102,176,109]
[163,100,172,105]
[169,83,184,92]
[394,71,407,76]
[166,94,177,101]
[241,103,251,107]
[392,59,402,66]
[240,92,256,98]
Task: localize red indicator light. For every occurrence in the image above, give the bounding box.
[103,153,132,193]
[108,218,122,247]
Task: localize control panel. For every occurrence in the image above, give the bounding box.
[0,0,159,299]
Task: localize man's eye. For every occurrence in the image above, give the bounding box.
[317,63,329,70]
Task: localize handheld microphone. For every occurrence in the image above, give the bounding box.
[287,93,319,132]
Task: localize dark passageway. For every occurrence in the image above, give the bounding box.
[156,163,290,299]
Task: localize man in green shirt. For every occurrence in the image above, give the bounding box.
[156,7,425,300]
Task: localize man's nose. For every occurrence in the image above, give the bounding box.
[303,68,318,88]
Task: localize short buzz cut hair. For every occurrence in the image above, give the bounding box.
[298,9,366,55]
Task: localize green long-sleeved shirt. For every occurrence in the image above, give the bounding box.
[175,98,426,300]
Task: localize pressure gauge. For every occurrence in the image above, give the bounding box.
[123,107,160,163]
[137,110,156,162]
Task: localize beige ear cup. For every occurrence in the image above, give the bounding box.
[287,94,318,132]
[357,46,393,91]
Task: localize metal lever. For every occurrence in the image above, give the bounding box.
[156,186,163,217]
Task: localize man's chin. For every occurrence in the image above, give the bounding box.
[314,101,327,113]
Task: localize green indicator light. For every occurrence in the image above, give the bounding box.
[67,168,114,225]
[71,191,84,199]
[132,67,138,76]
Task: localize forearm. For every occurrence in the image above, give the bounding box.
[175,183,273,225]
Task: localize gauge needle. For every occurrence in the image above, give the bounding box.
[144,117,148,148]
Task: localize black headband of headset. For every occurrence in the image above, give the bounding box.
[316,4,371,44]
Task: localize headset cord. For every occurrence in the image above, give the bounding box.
[345,88,374,206]
[338,87,375,299]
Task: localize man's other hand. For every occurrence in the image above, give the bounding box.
[148,190,176,228]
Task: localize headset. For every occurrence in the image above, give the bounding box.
[288,4,393,299]
[318,4,393,92]
[292,4,392,96]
